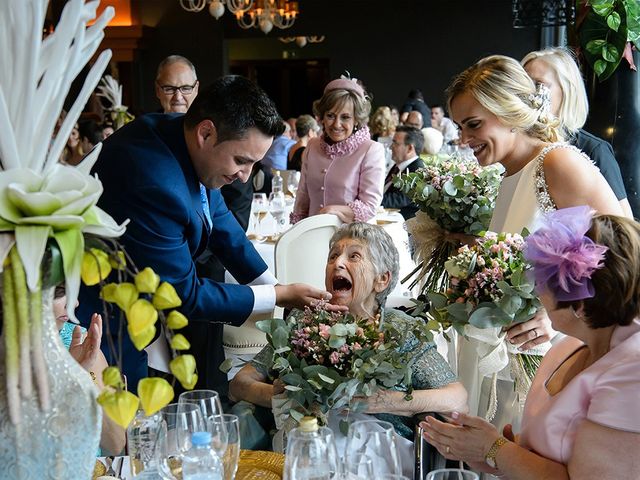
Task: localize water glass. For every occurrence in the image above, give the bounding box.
[178,389,224,421]
[425,469,479,480]
[268,191,287,235]
[339,453,373,479]
[127,409,165,478]
[209,414,240,480]
[251,193,268,234]
[287,171,300,197]
[345,420,401,476]
[157,403,204,480]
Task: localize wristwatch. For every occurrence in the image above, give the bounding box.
[485,436,508,468]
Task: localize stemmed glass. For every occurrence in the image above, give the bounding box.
[339,453,373,479]
[425,469,479,480]
[157,403,204,480]
[178,390,227,457]
[268,191,287,236]
[345,420,401,476]
[287,171,300,197]
[251,193,268,236]
[208,414,240,480]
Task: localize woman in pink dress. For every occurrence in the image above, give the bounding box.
[420,206,640,479]
[291,77,385,224]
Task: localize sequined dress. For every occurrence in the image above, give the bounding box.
[457,144,593,432]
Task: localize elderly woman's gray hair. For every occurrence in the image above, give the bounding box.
[328,222,399,307]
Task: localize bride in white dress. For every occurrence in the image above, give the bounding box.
[445,55,623,446]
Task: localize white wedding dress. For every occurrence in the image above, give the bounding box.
[457,144,589,433]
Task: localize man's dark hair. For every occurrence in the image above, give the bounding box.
[78,119,104,147]
[184,75,285,142]
[396,125,424,154]
[408,88,424,101]
[431,104,445,113]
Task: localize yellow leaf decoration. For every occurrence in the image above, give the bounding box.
[128,323,156,351]
[138,377,174,416]
[127,299,158,336]
[109,251,127,270]
[152,282,182,310]
[81,248,112,286]
[135,267,160,294]
[100,283,118,302]
[97,390,139,429]
[170,333,190,350]
[170,354,198,390]
[102,366,123,388]
[101,282,139,312]
[166,310,188,330]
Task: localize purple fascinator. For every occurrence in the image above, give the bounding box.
[524,206,608,301]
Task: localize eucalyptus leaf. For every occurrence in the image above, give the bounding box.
[469,305,512,328]
[284,385,302,392]
[219,358,233,373]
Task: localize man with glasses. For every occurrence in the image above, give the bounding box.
[155,55,199,114]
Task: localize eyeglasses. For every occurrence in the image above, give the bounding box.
[157,81,198,96]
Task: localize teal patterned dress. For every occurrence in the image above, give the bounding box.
[251,308,457,439]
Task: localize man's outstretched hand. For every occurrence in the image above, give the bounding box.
[274,283,348,312]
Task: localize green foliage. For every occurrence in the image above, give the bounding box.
[578,0,640,81]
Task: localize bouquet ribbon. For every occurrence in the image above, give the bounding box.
[464,325,549,421]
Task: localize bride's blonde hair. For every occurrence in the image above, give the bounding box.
[447,55,562,143]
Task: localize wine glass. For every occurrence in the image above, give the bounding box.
[339,453,373,479]
[157,403,204,480]
[287,171,300,197]
[268,191,287,236]
[345,420,401,476]
[178,389,224,420]
[425,469,479,480]
[251,193,268,235]
[208,414,240,480]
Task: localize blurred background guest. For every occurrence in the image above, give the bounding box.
[291,77,384,223]
[521,47,632,218]
[78,119,104,157]
[60,122,83,165]
[288,114,320,171]
[404,110,424,129]
[430,104,459,144]
[262,120,296,171]
[399,88,430,125]
[370,105,397,169]
[154,55,199,114]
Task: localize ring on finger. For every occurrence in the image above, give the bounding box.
[532,328,538,338]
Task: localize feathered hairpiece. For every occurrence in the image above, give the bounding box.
[522,82,552,122]
[524,206,608,301]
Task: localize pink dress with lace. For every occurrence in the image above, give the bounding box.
[291,126,385,223]
[519,319,640,464]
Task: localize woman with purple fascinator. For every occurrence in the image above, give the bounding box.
[291,75,385,224]
[421,206,640,479]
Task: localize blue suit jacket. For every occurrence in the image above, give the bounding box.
[78,114,268,391]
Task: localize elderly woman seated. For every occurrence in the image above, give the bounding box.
[229,222,467,439]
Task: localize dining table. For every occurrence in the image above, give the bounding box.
[95,450,285,479]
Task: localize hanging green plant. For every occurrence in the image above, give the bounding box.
[577,0,640,81]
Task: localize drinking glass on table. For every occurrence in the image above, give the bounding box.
[208,414,240,480]
[157,402,204,480]
[287,170,300,197]
[269,190,287,235]
[339,453,373,479]
[251,193,268,235]
[127,409,165,478]
[345,420,401,476]
[425,469,479,480]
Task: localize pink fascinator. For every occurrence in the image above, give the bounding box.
[524,206,608,301]
[324,74,365,98]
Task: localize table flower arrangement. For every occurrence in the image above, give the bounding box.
[252,301,434,431]
[424,231,541,420]
[97,74,135,130]
[394,155,502,292]
[0,1,191,477]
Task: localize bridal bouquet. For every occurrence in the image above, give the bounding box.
[255,301,434,425]
[395,155,502,291]
[427,231,542,419]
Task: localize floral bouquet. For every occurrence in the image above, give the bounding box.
[253,301,434,429]
[394,155,502,292]
[426,231,541,419]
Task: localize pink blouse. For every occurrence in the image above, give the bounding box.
[519,319,640,464]
[291,128,385,223]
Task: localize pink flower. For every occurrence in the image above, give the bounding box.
[329,351,341,364]
[318,324,331,339]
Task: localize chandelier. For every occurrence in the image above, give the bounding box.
[279,35,324,47]
[178,0,299,34]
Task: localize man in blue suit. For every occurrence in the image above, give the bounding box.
[79,76,339,394]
